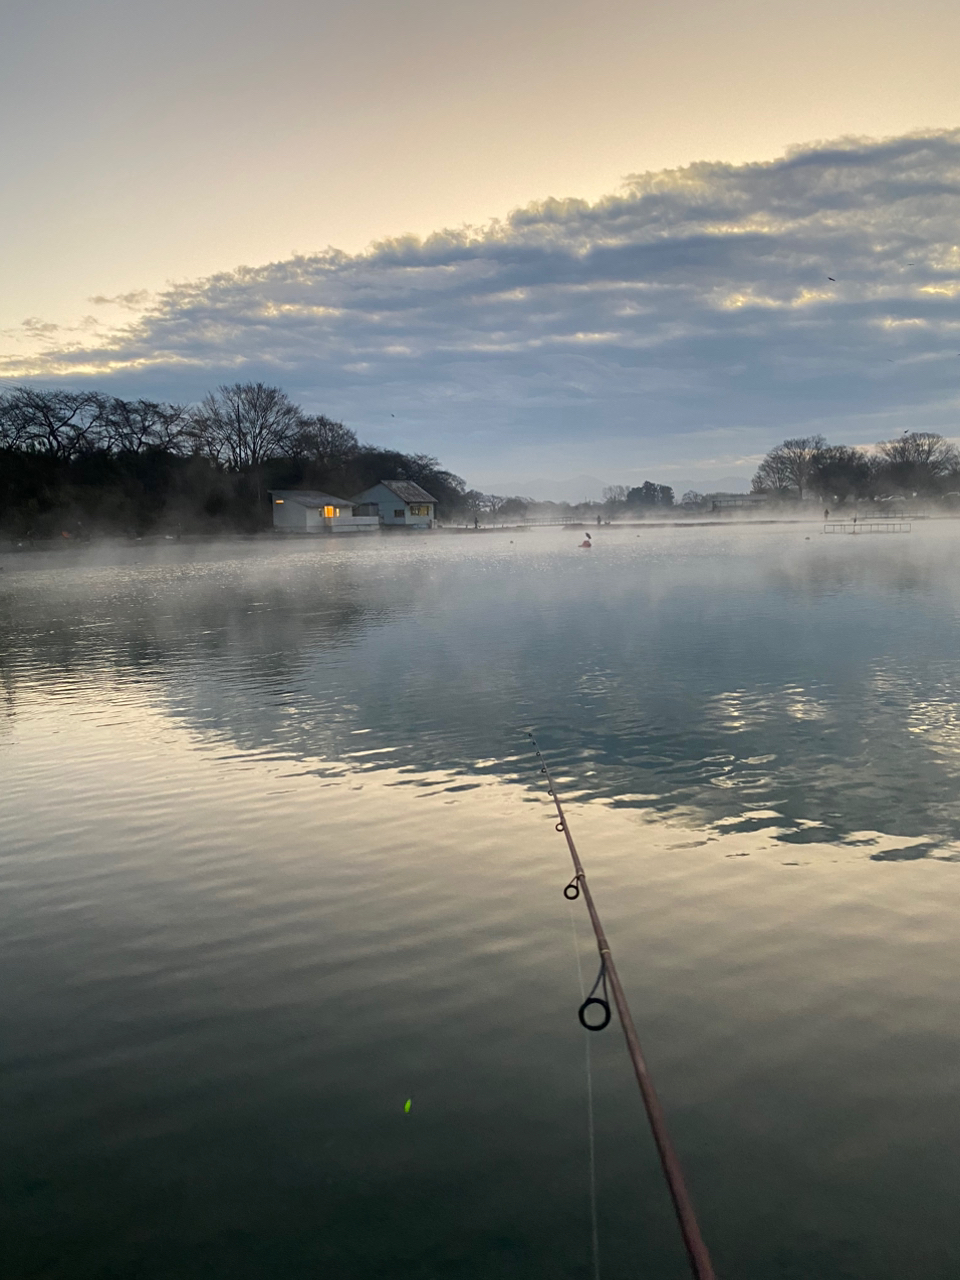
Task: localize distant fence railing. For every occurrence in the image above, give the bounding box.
[823,521,911,535]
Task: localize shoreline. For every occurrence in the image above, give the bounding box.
[4,511,959,565]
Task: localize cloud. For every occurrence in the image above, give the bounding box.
[19,317,61,337]
[4,129,960,482]
[88,290,153,310]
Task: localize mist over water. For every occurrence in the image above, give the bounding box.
[4,525,960,1277]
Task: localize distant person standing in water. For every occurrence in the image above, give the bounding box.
[596,514,601,526]
[824,508,830,519]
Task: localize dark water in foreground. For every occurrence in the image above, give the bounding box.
[3,525,960,1279]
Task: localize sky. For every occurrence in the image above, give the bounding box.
[2,0,960,497]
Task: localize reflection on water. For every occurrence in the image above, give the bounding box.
[5,528,960,854]
[4,526,960,1277]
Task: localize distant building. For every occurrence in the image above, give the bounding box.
[706,492,766,512]
[269,490,380,533]
[351,480,437,527]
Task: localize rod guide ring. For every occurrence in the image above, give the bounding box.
[578,997,612,1032]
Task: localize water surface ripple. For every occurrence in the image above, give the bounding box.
[3,526,960,1277]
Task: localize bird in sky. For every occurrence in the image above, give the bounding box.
[827,276,836,282]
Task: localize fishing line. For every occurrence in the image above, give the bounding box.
[529,731,717,1280]
[567,896,602,1280]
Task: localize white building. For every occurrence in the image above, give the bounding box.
[351,480,437,527]
[269,490,380,533]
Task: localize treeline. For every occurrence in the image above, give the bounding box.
[0,384,467,538]
[752,433,960,502]
[600,482,675,511]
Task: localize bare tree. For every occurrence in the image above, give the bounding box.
[459,490,485,520]
[753,444,798,496]
[189,383,306,506]
[0,388,101,459]
[293,415,359,472]
[189,383,305,470]
[97,397,190,454]
[602,485,629,503]
[0,391,31,450]
[877,431,960,479]
[810,445,871,502]
[778,436,827,500]
[872,431,960,497]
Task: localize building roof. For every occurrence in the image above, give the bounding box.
[269,489,353,507]
[368,479,437,504]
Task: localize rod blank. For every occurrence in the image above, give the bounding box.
[531,735,717,1280]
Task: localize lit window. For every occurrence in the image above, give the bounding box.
[409,504,430,516]
[323,505,337,517]
[274,499,284,504]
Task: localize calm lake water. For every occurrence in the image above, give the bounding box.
[4,524,960,1279]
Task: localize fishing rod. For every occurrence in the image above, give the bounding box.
[529,732,717,1280]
